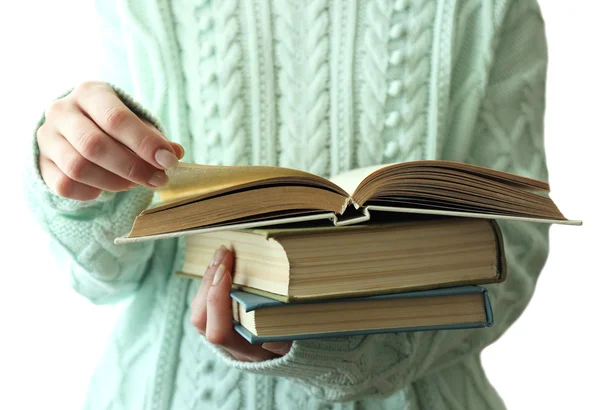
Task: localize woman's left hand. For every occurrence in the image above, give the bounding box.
[190,246,292,362]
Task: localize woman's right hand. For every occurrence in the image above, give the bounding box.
[36,81,184,201]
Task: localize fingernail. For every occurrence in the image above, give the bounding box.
[212,263,226,286]
[148,171,168,187]
[262,342,292,354]
[210,245,227,267]
[174,143,185,159]
[155,149,179,169]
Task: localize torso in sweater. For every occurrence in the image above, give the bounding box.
[29,0,551,409]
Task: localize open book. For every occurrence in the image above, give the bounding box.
[115,160,581,244]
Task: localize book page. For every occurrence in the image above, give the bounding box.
[343,160,573,222]
[157,162,345,204]
[329,164,388,197]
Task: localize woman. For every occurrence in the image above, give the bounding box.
[28,0,551,408]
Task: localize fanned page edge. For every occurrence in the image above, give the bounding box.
[114,212,339,244]
[351,160,551,195]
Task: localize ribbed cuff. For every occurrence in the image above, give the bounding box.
[202,334,414,401]
[205,341,343,398]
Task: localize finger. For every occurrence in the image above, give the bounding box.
[72,82,179,170]
[190,245,231,333]
[54,106,168,188]
[173,143,185,159]
[261,342,292,356]
[39,156,102,201]
[37,127,135,192]
[141,119,185,159]
[205,263,277,362]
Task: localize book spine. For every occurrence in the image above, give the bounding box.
[490,220,508,282]
[482,287,494,327]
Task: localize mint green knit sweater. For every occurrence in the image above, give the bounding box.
[27,0,551,409]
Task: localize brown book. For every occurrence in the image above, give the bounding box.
[115,160,579,244]
[175,217,506,302]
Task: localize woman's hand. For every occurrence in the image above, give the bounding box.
[37,81,184,201]
[191,246,292,362]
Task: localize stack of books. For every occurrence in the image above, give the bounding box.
[116,160,580,343]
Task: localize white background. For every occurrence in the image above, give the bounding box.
[0,1,597,409]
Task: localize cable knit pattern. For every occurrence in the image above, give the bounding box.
[172,0,223,166]
[303,0,330,175]
[381,0,436,163]
[328,0,357,176]
[26,0,552,409]
[213,0,250,166]
[244,0,278,166]
[357,0,392,167]
[273,0,303,169]
[274,0,330,175]
[170,0,212,164]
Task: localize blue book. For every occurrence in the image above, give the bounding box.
[231,286,493,344]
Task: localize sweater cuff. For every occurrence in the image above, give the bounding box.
[205,341,342,399]
[28,84,166,215]
[203,334,414,401]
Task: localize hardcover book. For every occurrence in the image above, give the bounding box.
[176,217,506,301]
[230,286,493,343]
[115,160,581,244]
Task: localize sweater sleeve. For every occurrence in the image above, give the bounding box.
[205,0,551,402]
[25,0,173,305]
[25,86,169,305]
